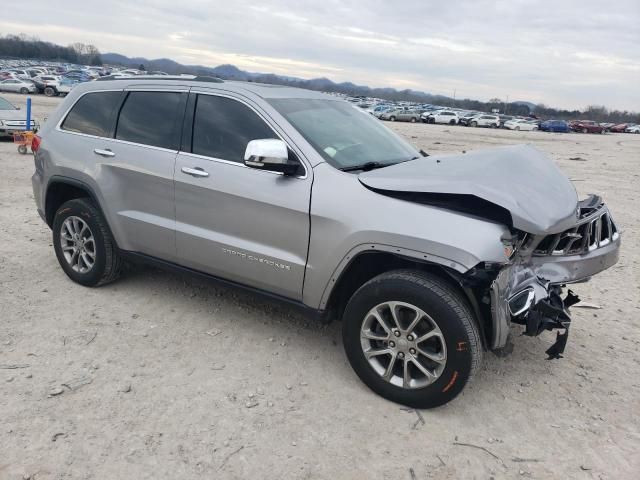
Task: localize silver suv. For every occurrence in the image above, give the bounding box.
[31,76,620,408]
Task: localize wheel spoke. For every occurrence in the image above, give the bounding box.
[382,352,397,381]
[62,245,75,252]
[388,302,402,330]
[402,358,411,388]
[81,253,93,269]
[405,309,422,334]
[362,329,389,341]
[417,347,446,364]
[409,357,436,379]
[415,330,442,344]
[369,310,391,336]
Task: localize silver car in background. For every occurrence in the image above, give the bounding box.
[0,78,37,94]
[31,76,620,408]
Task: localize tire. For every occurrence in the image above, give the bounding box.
[342,270,483,409]
[389,116,396,122]
[532,127,538,131]
[17,145,28,154]
[44,86,56,97]
[515,126,520,131]
[582,128,588,133]
[410,117,417,123]
[449,119,456,125]
[20,88,29,94]
[491,123,497,128]
[52,198,122,287]
[470,121,478,127]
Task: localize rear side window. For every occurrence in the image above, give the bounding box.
[61,91,121,137]
[191,95,277,162]
[116,91,185,150]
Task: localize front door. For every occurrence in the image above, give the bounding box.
[174,92,311,300]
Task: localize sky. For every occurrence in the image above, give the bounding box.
[2,0,639,111]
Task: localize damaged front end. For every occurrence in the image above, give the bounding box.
[487,195,620,358]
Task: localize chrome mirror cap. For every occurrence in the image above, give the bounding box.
[244,139,299,175]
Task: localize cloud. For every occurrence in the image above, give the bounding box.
[1,0,638,110]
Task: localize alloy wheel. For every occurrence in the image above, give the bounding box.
[360,301,447,389]
[60,216,96,274]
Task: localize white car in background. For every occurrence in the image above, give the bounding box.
[423,110,459,125]
[625,124,640,134]
[469,114,500,128]
[504,119,539,131]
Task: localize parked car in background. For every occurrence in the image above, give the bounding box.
[469,115,500,128]
[570,120,604,134]
[504,119,538,131]
[379,109,421,122]
[0,78,37,94]
[609,123,632,133]
[540,120,571,132]
[32,75,61,93]
[0,96,39,138]
[626,124,640,134]
[422,110,459,124]
[458,112,481,126]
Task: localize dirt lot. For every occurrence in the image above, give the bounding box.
[1,92,639,480]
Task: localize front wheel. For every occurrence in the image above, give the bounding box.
[389,116,396,122]
[44,86,57,97]
[410,117,417,123]
[20,88,29,94]
[470,121,478,127]
[52,198,122,287]
[342,270,483,408]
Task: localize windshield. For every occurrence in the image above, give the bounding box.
[0,97,17,110]
[268,98,419,170]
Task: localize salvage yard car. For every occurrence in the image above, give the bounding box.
[379,108,421,122]
[0,96,39,138]
[504,119,538,131]
[31,76,620,408]
[469,114,500,128]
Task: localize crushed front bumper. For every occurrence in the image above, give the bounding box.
[490,198,620,357]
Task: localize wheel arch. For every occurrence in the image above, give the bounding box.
[321,249,489,348]
[45,176,103,227]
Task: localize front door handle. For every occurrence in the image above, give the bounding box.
[94,148,115,157]
[181,166,209,178]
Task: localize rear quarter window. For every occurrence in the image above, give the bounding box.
[61,91,122,137]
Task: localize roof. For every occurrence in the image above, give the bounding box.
[87,75,334,100]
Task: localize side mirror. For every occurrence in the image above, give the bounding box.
[244,139,300,176]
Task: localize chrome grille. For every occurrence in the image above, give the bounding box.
[533,197,619,256]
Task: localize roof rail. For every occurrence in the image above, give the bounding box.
[96,75,223,83]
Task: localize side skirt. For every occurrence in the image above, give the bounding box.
[119,250,328,322]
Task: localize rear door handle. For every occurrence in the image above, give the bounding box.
[94,148,115,157]
[181,166,209,178]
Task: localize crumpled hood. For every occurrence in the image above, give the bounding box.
[359,145,578,235]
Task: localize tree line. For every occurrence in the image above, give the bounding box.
[0,34,102,65]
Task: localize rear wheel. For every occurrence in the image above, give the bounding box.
[582,128,588,133]
[389,116,396,122]
[44,86,56,97]
[410,117,417,123]
[470,121,478,127]
[515,126,520,131]
[342,270,483,408]
[449,119,456,125]
[52,198,122,287]
[20,87,29,94]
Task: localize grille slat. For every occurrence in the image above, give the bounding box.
[533,200,618,257]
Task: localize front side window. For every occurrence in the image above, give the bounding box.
[191,95,277,162]
[61,91,121,137]
[268,98,418,170]
[115,91,185,150]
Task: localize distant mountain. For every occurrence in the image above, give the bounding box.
[101,52,538,112]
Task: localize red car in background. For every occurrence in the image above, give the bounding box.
[610,123,631,133]
[570,120,605,133]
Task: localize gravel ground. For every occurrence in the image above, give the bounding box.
[1,92,639,480]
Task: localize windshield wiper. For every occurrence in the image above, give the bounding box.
[340,162,388,172]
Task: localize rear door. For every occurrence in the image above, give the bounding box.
[56,88,186,261]
[173,91,312,300]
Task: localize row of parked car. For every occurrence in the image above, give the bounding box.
[0,60,168,98]
[363,102,640,134]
